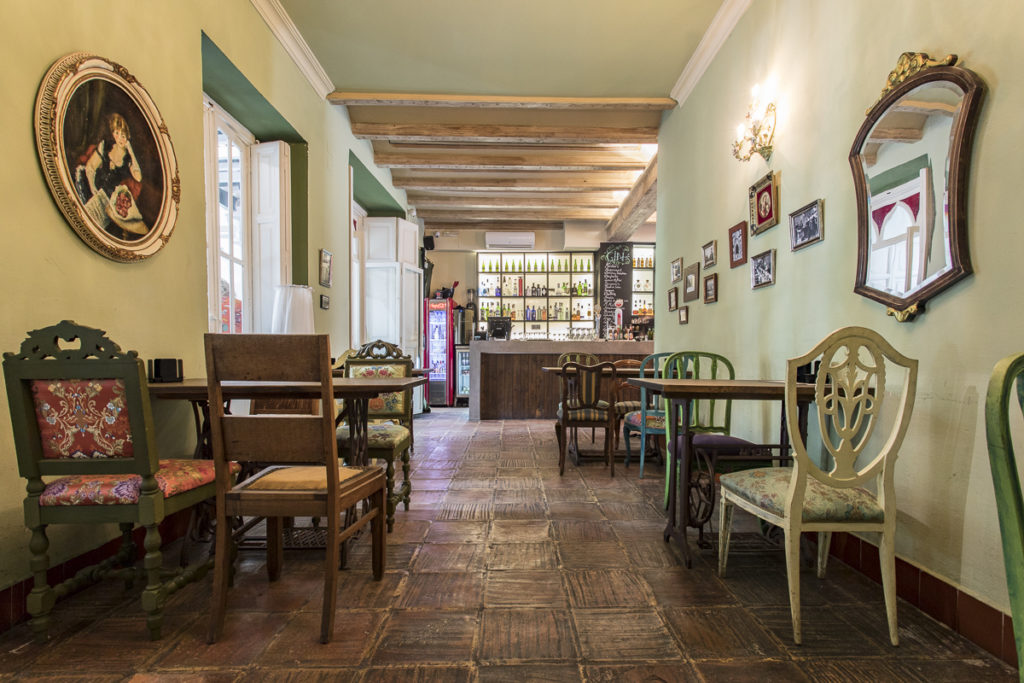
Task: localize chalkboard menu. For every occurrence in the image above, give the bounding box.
[596,242,634,337]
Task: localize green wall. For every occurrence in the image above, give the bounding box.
[0,2,405,586]
[656,0,1022,612]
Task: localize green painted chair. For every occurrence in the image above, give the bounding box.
[622,351,674,477]
[2,321,218,642]
[985,351,1024,676]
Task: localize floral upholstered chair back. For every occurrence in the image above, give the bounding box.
[346,358,413,422]
[2,320,158,501]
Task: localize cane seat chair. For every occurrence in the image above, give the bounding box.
[622,352,673,477]
[612,359,642,449]
[336,339,414,532]
[205,333,386,644]
[985,351,1024,669]
[718,327,917,645]
[555,362,618,476]
[2,321,220,642]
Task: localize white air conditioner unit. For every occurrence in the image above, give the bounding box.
[485,231,535,250]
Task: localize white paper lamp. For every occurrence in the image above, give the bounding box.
[270,285,315,334]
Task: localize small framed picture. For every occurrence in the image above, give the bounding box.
[728,221,748,268]
[751,249,776,289]
[670,257,683,283]
[789,199,824,251]
[682,262,701,302]
[667,286,678,311]
[318,249,333,287]
[749,171,780,235]
[678,306,689,324]
[702,240,717,269]
[703,273,718,303]
[320,294,330,310]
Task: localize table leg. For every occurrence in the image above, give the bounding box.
[664,398,693,568]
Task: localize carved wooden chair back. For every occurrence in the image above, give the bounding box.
[356,339,408,360]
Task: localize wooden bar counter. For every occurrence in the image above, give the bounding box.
[469,340,653,420]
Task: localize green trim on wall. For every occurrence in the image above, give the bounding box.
[201,33,309,282]
[868,154,931,196]
[348,152,406,217]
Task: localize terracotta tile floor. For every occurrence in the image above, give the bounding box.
[0,408,1015,681]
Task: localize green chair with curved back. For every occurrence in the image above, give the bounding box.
[2,321,220,642]
[985,351,1024,673]
[662,351,764,546]
[622,352,673,477]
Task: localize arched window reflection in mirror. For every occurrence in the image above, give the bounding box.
[850,53,985,322]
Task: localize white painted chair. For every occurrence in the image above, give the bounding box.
[717,326,918,645]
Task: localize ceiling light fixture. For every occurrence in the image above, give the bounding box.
[732,83,776,162]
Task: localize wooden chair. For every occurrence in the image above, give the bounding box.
[205,333,385,644]
[612,358,642,449]
[718,326,917,645]
[336,339,414,532]
[555,362,618,476]
[556,351,599,446]
[622,352,673,477]
[985,351,1024,670]
[2,320,218,642]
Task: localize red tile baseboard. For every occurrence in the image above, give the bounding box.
[0,508,192,634]
[827,530,1017,666]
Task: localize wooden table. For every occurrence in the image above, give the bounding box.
[627,378,815,568]
[149,376,426,467]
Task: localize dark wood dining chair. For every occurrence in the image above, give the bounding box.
[204,333,386,644]
[2,320,218,642]
[556,351,600,446]
[555,361,618,476]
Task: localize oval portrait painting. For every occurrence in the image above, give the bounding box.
[35,53,179,262]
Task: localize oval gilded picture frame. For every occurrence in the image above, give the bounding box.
[35,53,180,262]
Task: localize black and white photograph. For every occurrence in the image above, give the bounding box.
[751,248,776,289]
[703,273,718,303]
[678,305,689,324]
[682,261,700,302]
[702,240,717,269]
[667,286,678,311]
[790,199,824,251]
[729,221,747,268]
[670,257,683,283]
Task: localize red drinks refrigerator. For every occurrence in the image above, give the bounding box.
[424,298,455,406]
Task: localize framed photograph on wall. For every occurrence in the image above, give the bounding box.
[682,262,700,302]
[670,257,683,283]
[34,53,180,262]
[320,294,330,310]
[702,240,717,269]
[789,198,824,251]
[703,273,718,303]
[319,249,334,287]
[751,249,776,289]
[667,286,678,311]
[728,221,748,268]
[748,171,780,235]
[678,306,689,324]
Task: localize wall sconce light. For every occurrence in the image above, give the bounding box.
[732,84,776,162]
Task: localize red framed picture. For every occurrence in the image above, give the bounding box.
[748,172,780,235]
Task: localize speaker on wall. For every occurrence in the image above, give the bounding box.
[423,235,435,250]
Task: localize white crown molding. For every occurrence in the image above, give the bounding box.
[250,0,334,99]
[670,0,753,106]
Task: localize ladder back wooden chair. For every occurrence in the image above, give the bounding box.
[205,333,386,644]
[718,326,917,645]
[622,351,673,477]
[2,321,218,642]
[555,361,618,476]
[985,351,1024,671]
[336,339,414,532]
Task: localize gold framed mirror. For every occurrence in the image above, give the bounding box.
[850,52,985,321]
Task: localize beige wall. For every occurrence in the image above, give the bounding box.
[0,2,405,586]
[655,0,1023,612]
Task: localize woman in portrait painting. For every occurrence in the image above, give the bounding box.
[74,112,148,240]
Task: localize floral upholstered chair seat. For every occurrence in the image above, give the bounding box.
[624,409,665,432]
[40,459,238,506]
[719,467,884,523]
[336,422,410,448]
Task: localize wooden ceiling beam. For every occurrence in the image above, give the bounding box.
[329,91,677,110]
[391,171,640,192]
[372,145,649,171]
[867,127,924,143]
[351,122,657,144]
[406,192,622,210]
[416,208,615,222]
[423,222,564,232]
[605,154,658,242]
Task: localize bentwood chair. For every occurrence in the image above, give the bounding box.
[985,352,1024,671]
[622,352,673,477]
[2,320,220,642]
[718,327,917,645]
[555,362,618,476]
[205,333,386,644]
[337,340,414,532]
